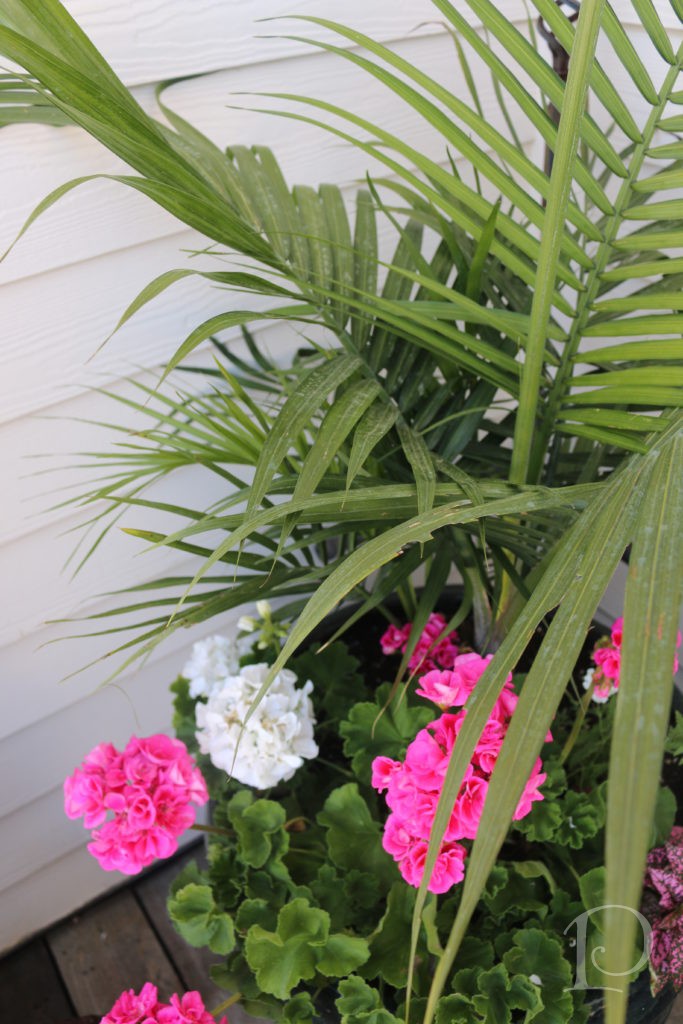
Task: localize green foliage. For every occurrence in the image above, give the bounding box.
[336,977,402,1024]
[283,992,316,1024]
[160,627,683,1023]
[360,882,417,989]
[227,790,288,868]
[317,783,396,886]
[244,898,369,1000]
[653,785,677,846]
[290,641,367,728]
[340,683,434,782]
[167,882,235,955]
[502,930,574,1023]
[665,711,683,762]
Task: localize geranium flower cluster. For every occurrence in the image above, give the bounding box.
[372,649,547,894]
[101,982,226,1024]
[64,734,208,875]
[643,826,683,994]
[195,662,318,789]
[183,634,240,699]
[583,617,681,704]
[380,612,459,676]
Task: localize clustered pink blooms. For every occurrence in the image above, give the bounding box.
[587,617,682,703]
[372,648,547,895]
[643,827,683,994]
[100,982,226,1024]
[380,612,459,676]
[64,734,208,875]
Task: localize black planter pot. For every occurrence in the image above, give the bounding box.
[585,970,676,1023]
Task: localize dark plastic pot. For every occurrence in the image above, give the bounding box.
[584,970,677,1023]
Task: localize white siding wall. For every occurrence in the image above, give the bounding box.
[0,0,677,951]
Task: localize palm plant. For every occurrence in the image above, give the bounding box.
[2,1,683,1020]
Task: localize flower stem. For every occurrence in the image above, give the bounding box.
[560,684,595,764]
[316,757,355,779]
[191,823,234,838]
[211,992,242,1015]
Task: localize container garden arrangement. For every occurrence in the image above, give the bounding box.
[65,604,683,1023]
[2,1,683,1022]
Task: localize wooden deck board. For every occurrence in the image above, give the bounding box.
[47,888,182,1016]
[0,937,74,1023]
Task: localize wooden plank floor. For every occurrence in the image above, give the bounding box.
[1,837,683,1023]
[0,840,254,1024]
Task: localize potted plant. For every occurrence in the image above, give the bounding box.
[1,1,682,1021]
[64,603,683,1022]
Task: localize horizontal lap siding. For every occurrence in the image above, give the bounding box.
[0,0,564,951]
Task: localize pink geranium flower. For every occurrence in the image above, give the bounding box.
[373,637,550,894]
[398,838,467,893]
[101,982,160,1024]
[65,734,208,875]
[586,617,681,704]
[380,613,459,676]
[101,986,226,1024]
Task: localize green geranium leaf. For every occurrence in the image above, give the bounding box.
[318,932,370,978]
[513,760,567,843]
[245,898,329,999]
[551,787,605,849]
[579,865,605,916]
[246,867,291,905]
[395,996,428,1024]
[168,858,207,897]
[317,783,395,886]
[511,860,558,895]
[290,642,367,726]
[211,950,269,1003]
[653,785,676,845]
[451,967,480,999]
[284,992,316,1024]
[207,845,247,911]
[483,867,549,920]
[227,790,288,868]
[453,936,495,972]
[336,976,380,1017]
[543,889,585,938]
[514,799,564,843]
[340,682,433,782]
[168,882,235,955]
[472,964,543,1023]
[435,993,479,1024]
[335,976,402,1024]
[665,711,683,762]
[570,991,590,1024]
[170,676,198,751]
[360,881,416,988]
[576,866,643,989]
[577,866,609,988]
[485,865,509,902]
[311,865,348,929]
[345,869,383,911]
[236,897,278,933]
[503,929,574,1024]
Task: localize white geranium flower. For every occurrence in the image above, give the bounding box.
[194,663,318,789]
[582,667,617,704]
[183,635,240,698]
